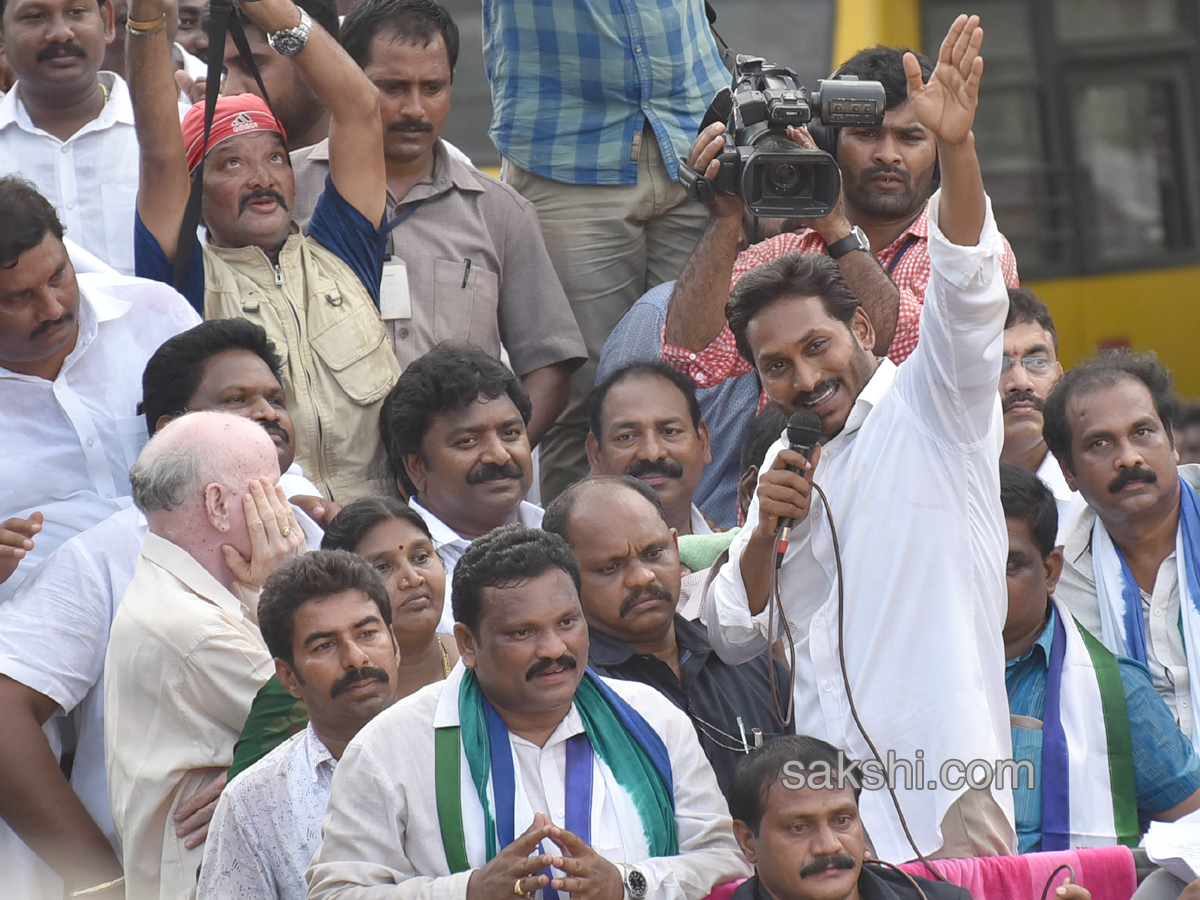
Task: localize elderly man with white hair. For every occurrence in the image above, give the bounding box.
[104,411,306,900]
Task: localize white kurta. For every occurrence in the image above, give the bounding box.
[707,191,1016,861]
[306,666,751,900]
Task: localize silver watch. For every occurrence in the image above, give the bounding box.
[268,8,312,57]
[620,864,648,900]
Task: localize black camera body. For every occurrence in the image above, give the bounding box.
[680,56,886,218]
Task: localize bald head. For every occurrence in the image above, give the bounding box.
[131,410,279,513]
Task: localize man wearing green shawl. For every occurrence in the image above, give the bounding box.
[307,526,750,900]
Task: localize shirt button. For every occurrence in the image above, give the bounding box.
[823,682,833,692]
[813,615,824,628]
[642,101,649,110]
[556,809,565,818]
[66,202,75,210]
[1182,699,1191,709]
[635,43,643,52]
[60,146,69,154]
[397,327,409,339]
[1154,607,1164,617]
[86,438,94,446]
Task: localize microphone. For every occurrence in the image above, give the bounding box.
[775,410,822,562]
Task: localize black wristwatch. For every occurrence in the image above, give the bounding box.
[827,225,870,260]
[618,864,648,900]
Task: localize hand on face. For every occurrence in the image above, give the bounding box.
[221,477,305,589]
[904,14,985,146]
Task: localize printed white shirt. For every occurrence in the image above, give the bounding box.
[105,532,274,900]
[306,666,750,900]
[0,73,140,273]
[706,192,1016,861]
[1056,464,1200,740]
[0,272,199,603]
[408,496,545,633]
[198,725,336,900]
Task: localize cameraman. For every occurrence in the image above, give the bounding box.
[661,45,1019,380]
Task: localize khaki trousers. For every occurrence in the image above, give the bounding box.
[502,127,710,501]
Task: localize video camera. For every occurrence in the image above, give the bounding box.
[680,56,886,218]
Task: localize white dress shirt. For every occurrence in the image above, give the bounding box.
[706,192,1016,862]
[1035,448,1078,527]
[105,531,274,900]
[198,724,336,900]
[306,665,750,900]
[689,504,714,536]
[0,465,322,896]
[0,73,140,273]
[0,272,199,603]
[1056,463,1200,739]
[408,496,545,633]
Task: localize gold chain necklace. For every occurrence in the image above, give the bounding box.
[439,639,451,678]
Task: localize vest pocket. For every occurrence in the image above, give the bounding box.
[308,303,398,406]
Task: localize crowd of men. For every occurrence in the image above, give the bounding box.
[2,1,1200,899]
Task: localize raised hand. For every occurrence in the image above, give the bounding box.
[905,13,984,146]
[0,513,42,586]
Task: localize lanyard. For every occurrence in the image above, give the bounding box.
[885,233,920,277]
[484,699,593,900]
[384,198,425,233]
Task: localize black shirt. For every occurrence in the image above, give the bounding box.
[588,615,793,797]
[732,867,973,900]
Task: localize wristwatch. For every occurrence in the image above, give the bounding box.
[827,224,870,260]
[268,8,312,57]
[619,864,648,900]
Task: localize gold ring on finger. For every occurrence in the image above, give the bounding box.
[514,878,532,898]
[281,526,292,537]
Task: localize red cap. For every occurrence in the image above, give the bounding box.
[180,94,288,174]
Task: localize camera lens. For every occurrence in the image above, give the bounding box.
[767,162,803,195]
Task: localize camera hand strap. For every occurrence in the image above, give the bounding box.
[173,0,280,291]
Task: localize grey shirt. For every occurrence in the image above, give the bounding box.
[291,139,586,375]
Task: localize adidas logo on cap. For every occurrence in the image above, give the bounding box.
[231,111,258,133]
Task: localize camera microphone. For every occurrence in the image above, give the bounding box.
[775,410,822,562]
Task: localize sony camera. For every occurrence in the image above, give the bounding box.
[680,56,886,218]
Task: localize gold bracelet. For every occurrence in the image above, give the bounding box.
[125,12,166,31]
[71,876,125,897]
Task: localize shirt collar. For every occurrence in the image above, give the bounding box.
[391,140,485,205]
[0,71,134,135]
[689,505,714,535]
[828,357,897,447]
[891,205,929,245]
[139,531,253,620]
[587,614,708,668]
[431,662,585,745]
[303,722,337,782]
[408,496,544,547]
[1005,604,1057,671]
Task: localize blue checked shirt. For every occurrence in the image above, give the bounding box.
[483,0,731,185]
[1006,606,1200,853]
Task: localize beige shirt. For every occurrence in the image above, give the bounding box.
[291,140,586,375]
[306,666,750,900]
[1056,463,1200,738]
[104,532,273,900]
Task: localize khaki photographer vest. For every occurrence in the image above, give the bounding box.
[202,233,401,503]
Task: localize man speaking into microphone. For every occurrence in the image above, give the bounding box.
[700,15,1015,862]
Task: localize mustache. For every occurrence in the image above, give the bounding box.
[792,378,840,410]
[466,461,524,484]
[387,118,434,133]
[1001,390,1045,414]
[1109,466,1158,494]
[799,855,857,879]
[627,458,684,481]
[259,420,291,445]
[238,188,289,216]
[36,42,87,63]
[861,163,911,188]
[525,654,578,681]
[330,665,391,698]
[30,311,74,339]
[619,583,675,618]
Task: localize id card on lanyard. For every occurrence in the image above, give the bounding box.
[379,200,425,321]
